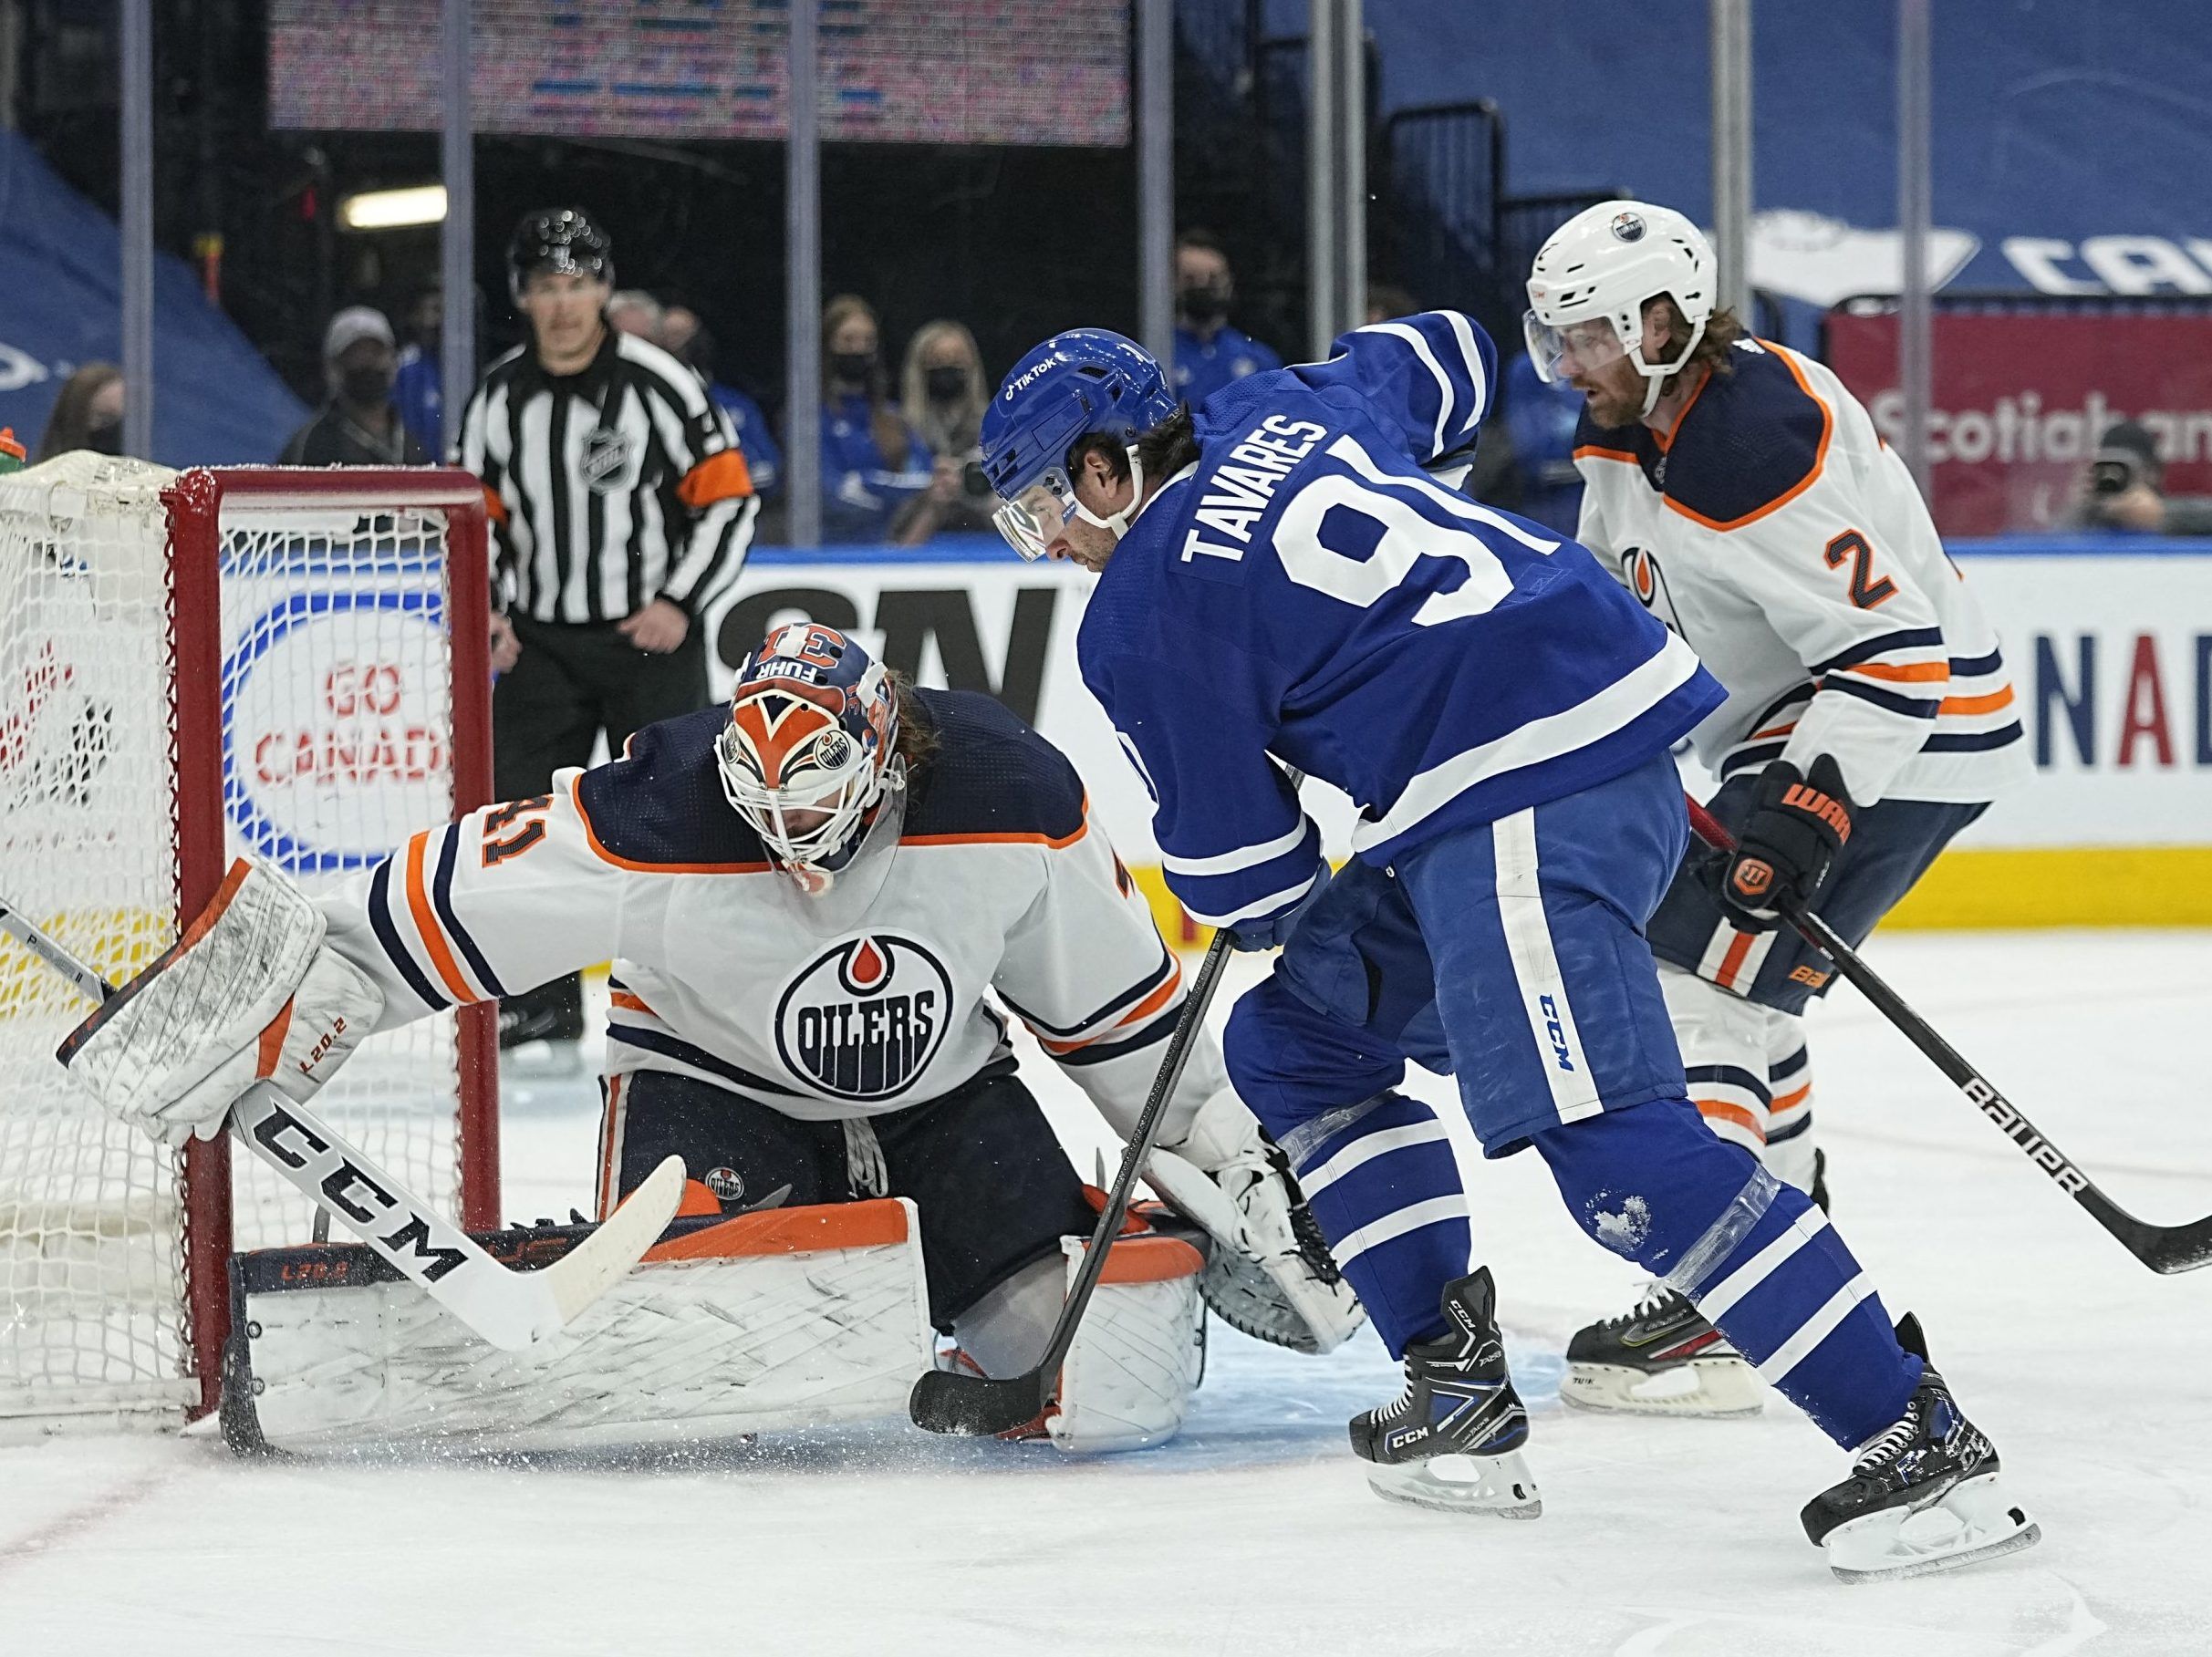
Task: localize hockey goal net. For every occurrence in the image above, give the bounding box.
[0,456,498,1432]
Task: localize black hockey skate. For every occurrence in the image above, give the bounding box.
[1802,1314,2040,1583]
[1349,1269,1540,1517]
[1560,1283,1762,1418]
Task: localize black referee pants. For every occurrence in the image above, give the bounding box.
[491,614,712,1041]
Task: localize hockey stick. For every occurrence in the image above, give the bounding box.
[1685,797,2212,1274]
[0,893,688,1348]
[909,772,1310,1435]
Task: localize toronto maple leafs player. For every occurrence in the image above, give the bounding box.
[974,316,2038,1578]
[62,622,1359,1451]
[1523,202,2031,1420]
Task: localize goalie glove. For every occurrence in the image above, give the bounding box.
[1147,1087,1366,1353]
[59,857,384,1148]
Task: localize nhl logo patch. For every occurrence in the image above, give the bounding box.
[774,934,952,1102]
[580,426,633,492]
[1610,211,1646,243]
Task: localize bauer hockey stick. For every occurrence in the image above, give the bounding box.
[908,770,1309,1436]
[1686,797,2212,1275]
[0,892,688,1348]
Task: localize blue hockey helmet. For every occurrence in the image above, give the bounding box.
[978,329,1180,560]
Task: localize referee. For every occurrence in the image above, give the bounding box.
[457,207,758,1055]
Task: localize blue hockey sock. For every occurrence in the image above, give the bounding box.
[1225,979,1470,1357]
[1275,1090,1471,1356]
[1532,1096,1921,1449]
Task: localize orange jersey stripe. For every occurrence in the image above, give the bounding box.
[609,989,656,1017]
[1750,720,1800,741]
[1771,1082,1812,1117]
[1841,659,1949,684]
[1694,1097,1766,1143]
[404,831,482,1004]
[1573,442,1639,464]
[1035,959,1186,1055]
[1938,686,2015,716]
[1714,928,1758,992]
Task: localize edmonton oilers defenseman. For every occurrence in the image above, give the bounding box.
[978,319,2039,1580]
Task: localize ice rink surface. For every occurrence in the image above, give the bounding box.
[3,930,2209,1656]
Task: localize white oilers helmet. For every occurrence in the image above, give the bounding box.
[715,622,901,896]
[1524,200,1716,418]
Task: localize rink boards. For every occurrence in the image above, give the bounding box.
[701,533,2212,929]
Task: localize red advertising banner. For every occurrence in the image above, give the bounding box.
[1824,311,2212,537]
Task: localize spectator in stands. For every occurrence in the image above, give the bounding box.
[35,363,125,462]
[890,319,995,544]
[280,307,428,467]
[608,289,663,339]
[817,295,930,542]
[1499,348,1585,534]
[1365,282,1420,326]
[391,283,445,454]
[2072,419,2212,535]
[1173,229,1282,406]
[659,304,782,499]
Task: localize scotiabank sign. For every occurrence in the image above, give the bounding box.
[1825,311,2212,536]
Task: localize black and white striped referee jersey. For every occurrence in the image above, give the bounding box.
[455,328,758,626]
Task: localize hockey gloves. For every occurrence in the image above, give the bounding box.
[1719,756,1855,931]
[1227,860,1331,953]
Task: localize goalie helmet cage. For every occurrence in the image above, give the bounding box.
[0,458,498,1431]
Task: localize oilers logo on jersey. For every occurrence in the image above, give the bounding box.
[774,934,951,1102]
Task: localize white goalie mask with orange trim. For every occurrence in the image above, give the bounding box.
[714,622,902,896]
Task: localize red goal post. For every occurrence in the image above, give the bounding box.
[0,459,500,1429]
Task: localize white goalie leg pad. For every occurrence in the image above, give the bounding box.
[1045,1230,1206,1455]
[61,856,381,1146]
[1149,1087,1366,1354]
[225,1198,934,1453]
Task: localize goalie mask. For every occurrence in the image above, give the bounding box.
[715,624,901,896]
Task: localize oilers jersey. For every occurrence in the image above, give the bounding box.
[1572,337,2030,806]
[1077,311,1724,931]
[312,689,1221,1132]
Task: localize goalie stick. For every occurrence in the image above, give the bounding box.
[908,770,1308,1437]
[0,891,687,1349]
[1686,795,2212,1275]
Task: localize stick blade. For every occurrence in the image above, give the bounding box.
[2143,1218,2212,1275]
[534,1154,687,1330]
[908,1366,1050,1437]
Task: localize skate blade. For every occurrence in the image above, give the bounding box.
[1560,1359,1764,1420]
[1825,1473,2041,1584]
[1364,1449,1542,1518]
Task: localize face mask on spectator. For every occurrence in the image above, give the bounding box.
[85,416,123,455]
[341,366,394,408]
[1179,285,1230,325]
[831,350,876,388]
[924,366,967,403]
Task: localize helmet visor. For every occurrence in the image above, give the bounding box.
[1523,310,1633,386]
[990,466,1079,562]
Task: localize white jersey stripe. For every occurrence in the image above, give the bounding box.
[1159,819,1311,878]
[1332,1194,1469,1266]
[1355,631,1702,852]
[1364,321,1458,456]
[1296,1119,1452,1197]
[1756,1272,1873,1383]
[1694,1206,1833,1320]
[1180,868,1322,928]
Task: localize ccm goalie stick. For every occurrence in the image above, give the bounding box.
[0,891,687,1349]
[909,770,1308,1436]
[1686,797,2212,1275]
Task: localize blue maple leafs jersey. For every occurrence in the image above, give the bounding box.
[1077,312,1726,930]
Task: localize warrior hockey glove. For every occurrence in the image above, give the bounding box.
[1719,755,1855,930]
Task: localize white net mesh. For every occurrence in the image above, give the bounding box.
[0,455,487,1429]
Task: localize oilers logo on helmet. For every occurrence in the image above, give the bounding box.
[1609,211,1647,243]
[774,934,952,1101]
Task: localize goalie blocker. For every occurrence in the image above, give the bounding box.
[222,1196,1209,1456]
